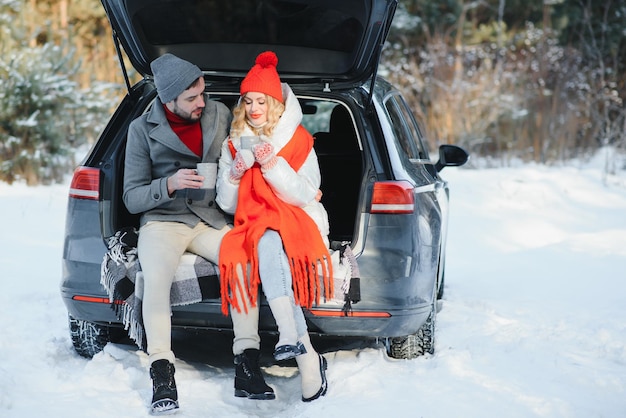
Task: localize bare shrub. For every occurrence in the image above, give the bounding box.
[382,21,626,166]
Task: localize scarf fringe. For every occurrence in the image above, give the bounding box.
[220,262,261,316]
[221,253,333,315]
[288,254,333,308]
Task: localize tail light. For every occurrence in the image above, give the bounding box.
[370,181,414,214]
[69,166,100,200]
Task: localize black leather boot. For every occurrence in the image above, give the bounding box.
[234,349,276,400]
[149,359,179,414]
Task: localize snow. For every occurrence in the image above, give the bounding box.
[1,151,625,418]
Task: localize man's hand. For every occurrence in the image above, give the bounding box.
[167,168,203,195]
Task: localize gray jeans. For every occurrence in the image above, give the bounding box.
[258,230,308,337]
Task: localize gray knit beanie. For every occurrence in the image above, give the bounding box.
[150,53,203,103]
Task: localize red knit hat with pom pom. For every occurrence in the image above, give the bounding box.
[240,51,283,103]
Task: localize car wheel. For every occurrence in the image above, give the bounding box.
[68,314,124,358]
[386,303,436,359]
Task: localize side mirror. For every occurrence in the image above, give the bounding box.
[435,144,469,172]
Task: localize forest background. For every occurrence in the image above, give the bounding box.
[1,0,625,185]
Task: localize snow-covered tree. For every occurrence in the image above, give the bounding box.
[0,0,120,185]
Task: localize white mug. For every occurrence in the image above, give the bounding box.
[196,162,218,189]
[240,135,260,150]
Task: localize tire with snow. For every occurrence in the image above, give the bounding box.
[386,304,436,359]
[68,314,123,358]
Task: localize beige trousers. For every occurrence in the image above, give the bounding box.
[137,221,260,364]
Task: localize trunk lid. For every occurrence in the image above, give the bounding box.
[101,0,397,91]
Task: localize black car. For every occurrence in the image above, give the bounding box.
[61,0,468,361]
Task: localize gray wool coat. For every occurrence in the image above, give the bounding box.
[123,95,232,229]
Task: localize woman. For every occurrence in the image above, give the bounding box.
[216,51,332,402]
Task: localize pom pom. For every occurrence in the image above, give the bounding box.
[256,51,278,69]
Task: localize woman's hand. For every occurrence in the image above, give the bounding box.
[253,142,278,170]
[229,149,255,183]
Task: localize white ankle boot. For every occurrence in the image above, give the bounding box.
[295,333,328,402]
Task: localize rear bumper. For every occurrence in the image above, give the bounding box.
[61,288,432,338]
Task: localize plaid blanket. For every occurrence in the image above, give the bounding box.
[100,227,219,350]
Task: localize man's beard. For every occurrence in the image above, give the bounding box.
[172,103,203,122]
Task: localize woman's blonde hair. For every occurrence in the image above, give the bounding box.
[230,93,285,138]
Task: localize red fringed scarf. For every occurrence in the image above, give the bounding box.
[219,125,333,315]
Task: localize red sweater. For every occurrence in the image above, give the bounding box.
[164,105,202,157]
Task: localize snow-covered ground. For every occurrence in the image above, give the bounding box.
[1,150,625,418]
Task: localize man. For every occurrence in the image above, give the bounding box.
[123,53,273,415]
